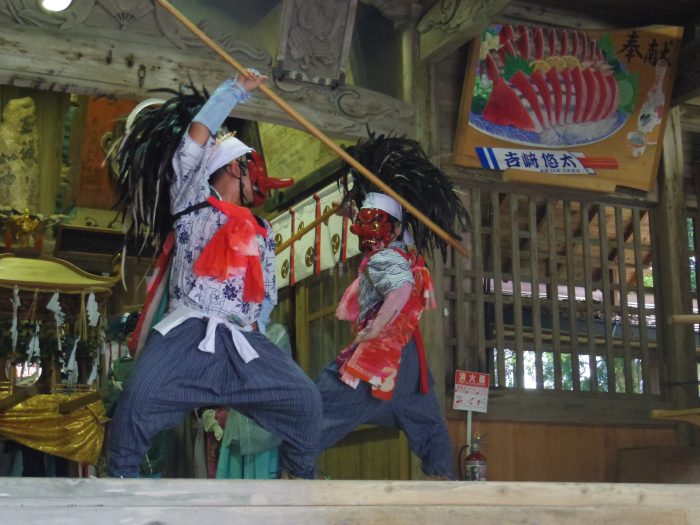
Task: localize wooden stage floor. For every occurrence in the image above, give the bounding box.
[1,478,699,524]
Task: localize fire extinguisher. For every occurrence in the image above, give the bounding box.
[458,433,487,481]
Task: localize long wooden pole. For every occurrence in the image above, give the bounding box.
[155,0,468,259]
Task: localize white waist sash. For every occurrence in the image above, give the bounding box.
[153,305,259,363]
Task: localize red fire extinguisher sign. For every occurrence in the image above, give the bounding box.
[453,370,490,413]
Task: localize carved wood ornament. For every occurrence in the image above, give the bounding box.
[275,0,358,87]
[0,0,414,139]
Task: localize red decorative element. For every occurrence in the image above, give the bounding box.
[288,209,296,286]
[194,197,268,303]
[341,215,349,262]
[129,232,175,356]
[248,151,294,207]
[313,194,321,275]
[482,26,625,132]
[350,208,394,252]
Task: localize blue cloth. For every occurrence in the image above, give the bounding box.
[108,318,321,479]
[217,447,278,480]
[216,408,280,479]
[316,339,455,479]
[359,241,413,321]
[192,78,250,135]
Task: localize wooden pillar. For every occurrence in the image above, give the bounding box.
[407,24,450,479]
[654,107,697,446]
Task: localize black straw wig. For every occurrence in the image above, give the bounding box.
[341,133,469,261]
[108,84,208,255]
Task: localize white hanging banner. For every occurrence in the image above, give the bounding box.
[271,210,293,289]
[344,215,361,261]
[270,181,361,289]
[317,184,346,272]
[292,197,317,284]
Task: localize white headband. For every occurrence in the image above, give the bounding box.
[362,192,402,221]
[205,136,254,178]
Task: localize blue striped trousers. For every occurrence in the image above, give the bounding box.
[315,340,455,478]
[108,318,321,479]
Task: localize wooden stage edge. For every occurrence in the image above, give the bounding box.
[0,479,699,524]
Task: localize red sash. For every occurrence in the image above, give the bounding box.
[193,196,268,303]
[338,249,434,400]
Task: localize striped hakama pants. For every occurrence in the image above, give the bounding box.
[108,318,321,479]
[315,339,455,478]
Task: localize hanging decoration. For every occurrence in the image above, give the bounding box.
[0,254,117,389]
[0,255,116,465]
[270,182,361,289]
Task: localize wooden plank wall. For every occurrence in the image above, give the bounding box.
[447,418,676,482]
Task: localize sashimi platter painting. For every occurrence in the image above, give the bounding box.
[453,24,683,192]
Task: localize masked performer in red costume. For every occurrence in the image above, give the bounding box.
[107,71,321,479]
[315,136,468,479]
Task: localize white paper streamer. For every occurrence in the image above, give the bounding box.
[10,286,20,352]
[66,337,80,386]
[47,291,65,356]
[86,355,98,385]
[86,292,100,327]
[46,292,65,325]
[27,321,41,360]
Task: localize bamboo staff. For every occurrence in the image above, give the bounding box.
[275,203,340,255]
[155,0,468,259]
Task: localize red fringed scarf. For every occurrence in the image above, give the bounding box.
[193,196,268,303]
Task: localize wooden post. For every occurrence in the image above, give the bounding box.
[654,107,696,446]
[409,23,451,480]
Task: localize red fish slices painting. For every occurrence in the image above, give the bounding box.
[471,25,635,147]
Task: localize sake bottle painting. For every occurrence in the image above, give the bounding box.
[470,25,639,148]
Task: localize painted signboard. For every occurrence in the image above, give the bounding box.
[453,25,683,192]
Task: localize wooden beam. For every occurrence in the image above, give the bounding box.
[672,38,700,106]
[679,102,700,133]
[417,0,512,62]
[498,0,615,30]
[465,389,674,426]
[443,165,659,207]
[518,202,546,253]
[0,23,413,140]
[57,391,102,414]
[607,210,647,263]
[0,387,37,412]
[2,478,700,523]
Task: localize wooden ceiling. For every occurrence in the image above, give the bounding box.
[526,0,700,33]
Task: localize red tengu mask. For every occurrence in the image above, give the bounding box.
[350,208,395,252]
[247,151,294,207]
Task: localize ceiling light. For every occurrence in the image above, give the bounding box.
[40,0,73,12]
